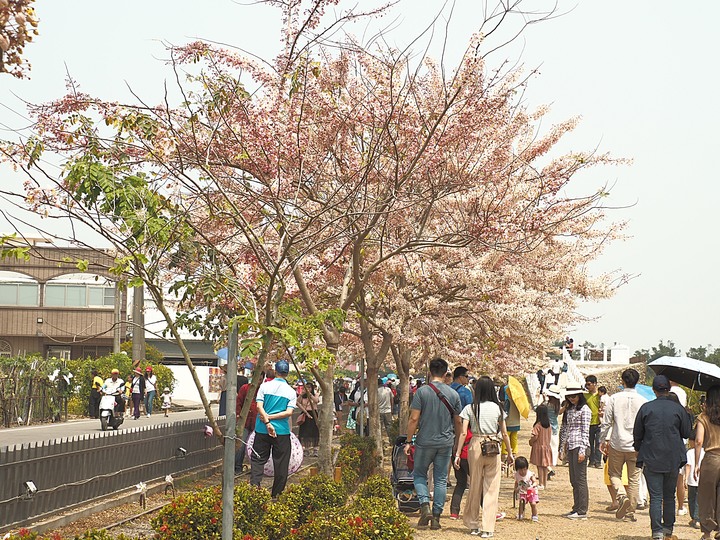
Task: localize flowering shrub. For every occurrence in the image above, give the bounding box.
[357,475,394,503]
[151,486,223,539]
[151,483,270,539]
[336,434,380,489]
[261,475,347,540]
[294,496,412,540]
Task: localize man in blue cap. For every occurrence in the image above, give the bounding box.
[250,360,297,497]
[633,374,692,540]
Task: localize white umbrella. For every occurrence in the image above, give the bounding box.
[648,356,720,391]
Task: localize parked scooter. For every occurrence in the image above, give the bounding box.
[99,390,124,431]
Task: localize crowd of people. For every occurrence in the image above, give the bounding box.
[400,358,720,540]
[88,365,171,420]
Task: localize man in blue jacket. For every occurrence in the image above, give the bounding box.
[633,375,692,540]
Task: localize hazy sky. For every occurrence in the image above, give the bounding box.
[1,0,717,355]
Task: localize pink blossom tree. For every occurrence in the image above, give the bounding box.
[0,0,627,474]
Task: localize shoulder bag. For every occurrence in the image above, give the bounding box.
[427,383,456,418]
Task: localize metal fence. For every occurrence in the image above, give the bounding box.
[0,377,65,428]
[0,417,225,531]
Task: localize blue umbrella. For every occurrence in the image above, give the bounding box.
[215,347,239,366]
[635,384,655,402]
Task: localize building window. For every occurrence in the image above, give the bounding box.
[0,339,12,357]
[45,283,115,308]
[0,283,40,306]
[47,346,71,360]
[82,346,112,358]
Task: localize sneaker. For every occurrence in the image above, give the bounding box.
[677,507,688,516]
[562,510,577,517]
[470,530,481,536]
[616,495,631,519]
[636,502,647,510]
[537,485,545,490]
[689,519,700,529]
[480,533,494,539]
[449,514,459,520]
[531,515,539,523]
[566,512,588,520]
[547,470,556,479]
[495,512,506,521]
[517,513,524,521]
[623,513,637,522]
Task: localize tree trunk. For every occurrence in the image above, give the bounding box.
[313,361,336,475]
[392,344,412,435]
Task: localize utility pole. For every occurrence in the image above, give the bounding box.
[222,323,239,540]
[131,285,145,366]
[113,281,121,353]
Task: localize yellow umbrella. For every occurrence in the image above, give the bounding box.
[506,376,530,419]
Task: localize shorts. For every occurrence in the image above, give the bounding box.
[519,487,539,504]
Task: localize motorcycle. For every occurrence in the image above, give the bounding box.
[99,390,124,431]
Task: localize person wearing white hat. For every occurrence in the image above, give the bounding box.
[559,386,591,519]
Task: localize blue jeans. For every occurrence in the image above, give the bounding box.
[144,390,156,415]
[643,468,678,538]
[234,427,252,473]
[412,445,452,515]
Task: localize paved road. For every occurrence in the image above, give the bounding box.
[0,407,214,448]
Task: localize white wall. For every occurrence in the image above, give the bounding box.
[167,365,219,404]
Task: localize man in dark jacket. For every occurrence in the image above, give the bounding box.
[633,375,692,540]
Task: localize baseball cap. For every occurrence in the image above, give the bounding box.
[652,375,671,392]
[275,360,290,374]
[111,368,119,374]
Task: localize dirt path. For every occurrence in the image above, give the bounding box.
[413,415,696,540]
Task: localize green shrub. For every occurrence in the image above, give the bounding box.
[233,482,272,537]
[295,496,412,540]
[351,497,413,539]
[261,475,347,540]
[67,351,175,417]
[336,433,380,489]
[357,475,394,503]
[151,485,223,539]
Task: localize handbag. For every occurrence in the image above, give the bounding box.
[480,437,500,456]
[296,412,306,425]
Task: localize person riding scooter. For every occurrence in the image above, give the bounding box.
[99,369,125,430]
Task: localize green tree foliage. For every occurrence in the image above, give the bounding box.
[649,340,679,360]
[67,352,175,416]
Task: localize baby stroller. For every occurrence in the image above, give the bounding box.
[390,440,420,513]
